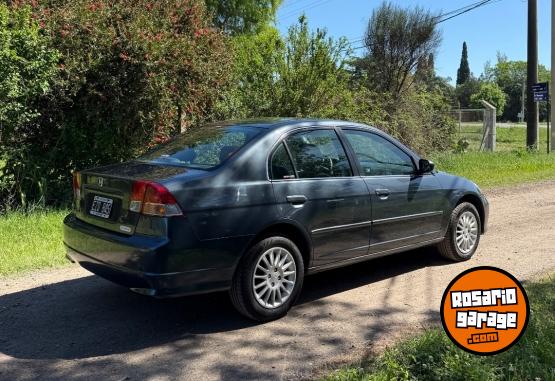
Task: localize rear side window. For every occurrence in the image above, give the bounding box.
[140,125,262,169]
[285,129,352,178]
[270,143,296,180]
[343,130,414,176]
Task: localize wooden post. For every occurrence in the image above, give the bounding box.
[481,100,496,152]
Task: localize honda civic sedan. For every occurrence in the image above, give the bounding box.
[64,119,489,321]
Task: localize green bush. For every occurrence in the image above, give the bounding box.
[1,0,230,211]
[470,82,507,116]
[0,4,60,211]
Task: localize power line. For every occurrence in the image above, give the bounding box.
[279,0,337,21]
[279,0,316,11]
[436,0,495,24]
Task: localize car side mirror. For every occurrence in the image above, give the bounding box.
[418,159,435,174]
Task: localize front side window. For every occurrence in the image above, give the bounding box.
[285,129,352,179]
[140,125,262,169]
[343,130,414,176]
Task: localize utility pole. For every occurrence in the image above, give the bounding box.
[527,0,539,149]
[551,0,555,152]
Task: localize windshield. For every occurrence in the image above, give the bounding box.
[139,125,262,169]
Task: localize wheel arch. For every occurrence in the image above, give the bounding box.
[246,221,313,271]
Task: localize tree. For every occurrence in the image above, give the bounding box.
[470,82,507,116]
[220,16,351,118]
[455,77,480,108]
[205,0,282,34]
[415,53,435,85]
[456,42,470,85]
[362,2,441,96]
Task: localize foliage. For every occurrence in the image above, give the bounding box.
[324,276,555,380]
[470,82,507,116]
[205,0,282,35]
[218,17,353,118]
[219,16,454,155]
[361,1,441,96]
[455,77,480,108]
[456,41,470,85]
[1,0,230,209]
[0,4,60,208]
[414,53,435,85]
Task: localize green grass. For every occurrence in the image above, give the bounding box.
[429,124,555,189]
[324,276,555,381]
[431,150,555,189]
[0,210,69,276]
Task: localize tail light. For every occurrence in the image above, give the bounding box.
[129,180,182,217]
[72,172,81,207]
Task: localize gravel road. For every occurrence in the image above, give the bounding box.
[1,181,555,381]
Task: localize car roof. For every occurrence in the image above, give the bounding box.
[212,118,380,132]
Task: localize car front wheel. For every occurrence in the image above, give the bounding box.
[230,236,304,321]
[437,202,481,261]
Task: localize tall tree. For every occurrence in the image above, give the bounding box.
[456,42,470,85]
[362,2,441,96]
[205,0,282,35]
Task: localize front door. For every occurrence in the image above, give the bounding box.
[270,128,372,267]
[342,129,444,253]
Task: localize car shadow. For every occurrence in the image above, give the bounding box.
[0,247,449,361]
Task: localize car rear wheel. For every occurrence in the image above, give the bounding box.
[437,202,481,261]
[230,236,304,321]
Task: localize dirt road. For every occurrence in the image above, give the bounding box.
[1,181,555,381]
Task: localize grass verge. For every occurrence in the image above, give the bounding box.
[324,275,555,381]
[0,210,69,276]
[431,150,555,189]
[432,124,555,189]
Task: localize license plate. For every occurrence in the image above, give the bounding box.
[89,195,113,219]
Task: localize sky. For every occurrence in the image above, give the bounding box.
[276,0,552,82]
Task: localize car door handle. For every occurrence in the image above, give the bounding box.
[286,195,307,205]
[375,189,390,199]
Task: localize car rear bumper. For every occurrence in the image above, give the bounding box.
[63,214,235,297]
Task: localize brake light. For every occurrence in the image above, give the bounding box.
[129,180,182,217]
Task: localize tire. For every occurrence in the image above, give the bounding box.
[230,236,304,321]
[437,202,481,262]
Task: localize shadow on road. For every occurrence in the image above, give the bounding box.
[0,247,449,363]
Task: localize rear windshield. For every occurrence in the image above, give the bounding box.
[139,125,262,169]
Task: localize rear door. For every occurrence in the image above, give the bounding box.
[341,129,444,253]
[270,128,372,267]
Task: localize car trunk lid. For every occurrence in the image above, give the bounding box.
[74,161,189,235]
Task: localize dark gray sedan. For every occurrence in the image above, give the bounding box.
[64,119,489,321]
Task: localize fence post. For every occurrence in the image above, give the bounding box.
[481,100,496,151]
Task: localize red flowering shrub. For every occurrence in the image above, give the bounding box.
[2,0,230,208]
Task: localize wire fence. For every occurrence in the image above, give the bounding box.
[450,108,488,151]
